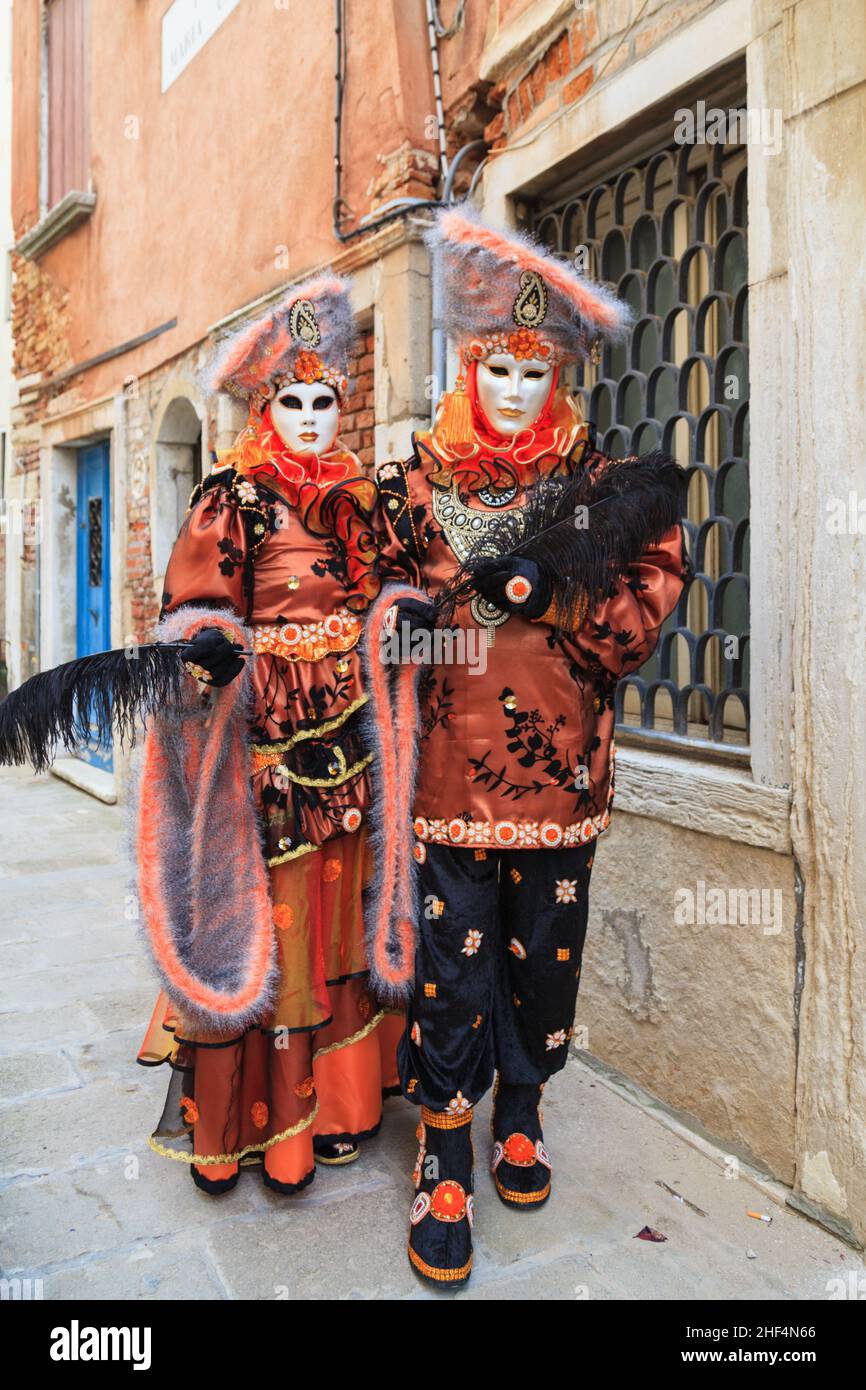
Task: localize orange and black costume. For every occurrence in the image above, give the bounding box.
[136,278,402,1195]
[366,208,689,1286]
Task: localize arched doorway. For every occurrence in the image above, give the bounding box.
[152,395,203,583]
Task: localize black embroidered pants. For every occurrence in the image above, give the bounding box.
[397,841,596,1111]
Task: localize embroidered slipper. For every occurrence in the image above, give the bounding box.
[313,1139,361,1166]
[407,1106,474,1288]
[491,1080,551,1208]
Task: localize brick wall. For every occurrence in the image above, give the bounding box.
[341,329,375,470]
[10,255,72,382]
[483,0,717,148]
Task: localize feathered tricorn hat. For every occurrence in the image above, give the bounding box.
[205,275,356,414]
[427,206,630,365]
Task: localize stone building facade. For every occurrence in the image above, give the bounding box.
[7,0,866,1246]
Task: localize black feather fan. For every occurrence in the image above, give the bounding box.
[436,450,687,635]
[0,643,191,774]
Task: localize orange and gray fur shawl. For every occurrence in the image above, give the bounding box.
[132,605,277,1034]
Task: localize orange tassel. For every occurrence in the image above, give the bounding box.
[435,373,474,448]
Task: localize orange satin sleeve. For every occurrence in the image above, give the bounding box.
[161,482,250,618]
[573,523,687,678]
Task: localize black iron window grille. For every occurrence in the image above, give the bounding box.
[88,496,103,588]
[531,134,750,755]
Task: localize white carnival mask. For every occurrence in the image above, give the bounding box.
[475,352,554,436]
[270,381,340,456]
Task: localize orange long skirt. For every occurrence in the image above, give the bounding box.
[138,830,404,1193]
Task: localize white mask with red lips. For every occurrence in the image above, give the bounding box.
[475,352,554,437]
[270,381,340,457]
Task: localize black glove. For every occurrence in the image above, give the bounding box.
[181,626,245,687]
[473,556,551,621]
[388,595,438,636]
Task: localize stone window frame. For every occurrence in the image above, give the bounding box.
[480,0,790,852]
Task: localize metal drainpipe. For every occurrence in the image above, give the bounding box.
[424,0,449,185]
[333,0,448,244]
[332,1,489,422]
[431,139,488,421]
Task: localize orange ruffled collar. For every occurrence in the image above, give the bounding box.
[219,405,376,517]
[218,406,378,612]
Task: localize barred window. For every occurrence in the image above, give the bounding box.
[530,132,749,755]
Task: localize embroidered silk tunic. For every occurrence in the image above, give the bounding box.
[377,438,688,852]
[161,464,376,864]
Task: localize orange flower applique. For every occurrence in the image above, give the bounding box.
[503,1133,537,1166]
[294,1076,315,1099]
[322,858,342,883]
[251,1101,269,1129]
[293,349,324,383]
[179,1096,199,1126]
[273,903,295,931]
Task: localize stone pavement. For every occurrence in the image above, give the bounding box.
[0,765,862,1301]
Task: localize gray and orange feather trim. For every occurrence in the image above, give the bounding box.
[131,605,277,1035]
[360,583,429,1003]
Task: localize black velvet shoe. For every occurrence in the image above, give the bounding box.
[407,1106,474,1288]
[491,1080,551,1209]
[190,1163,239,1196]
[313,1139,360,1166]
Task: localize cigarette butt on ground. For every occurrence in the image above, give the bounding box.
[747,1210,773,1224]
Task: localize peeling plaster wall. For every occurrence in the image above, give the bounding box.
[752,0,866,1243]
[583,812,799,1183]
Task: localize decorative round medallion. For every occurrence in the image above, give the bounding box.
[494,821,519,848]
[540,821,564,849]
[430,1180,467,1222]
[504,574,532,605]
[469,595,509,635]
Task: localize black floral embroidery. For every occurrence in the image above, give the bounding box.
[311,538,351,590]
[217,534,244,577]
[249,655,357,743]
[465,686,600,811]
[420,675,455,740]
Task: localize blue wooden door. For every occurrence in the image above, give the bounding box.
[76,442,112,770]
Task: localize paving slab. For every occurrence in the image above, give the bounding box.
[0,764,861,1303]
